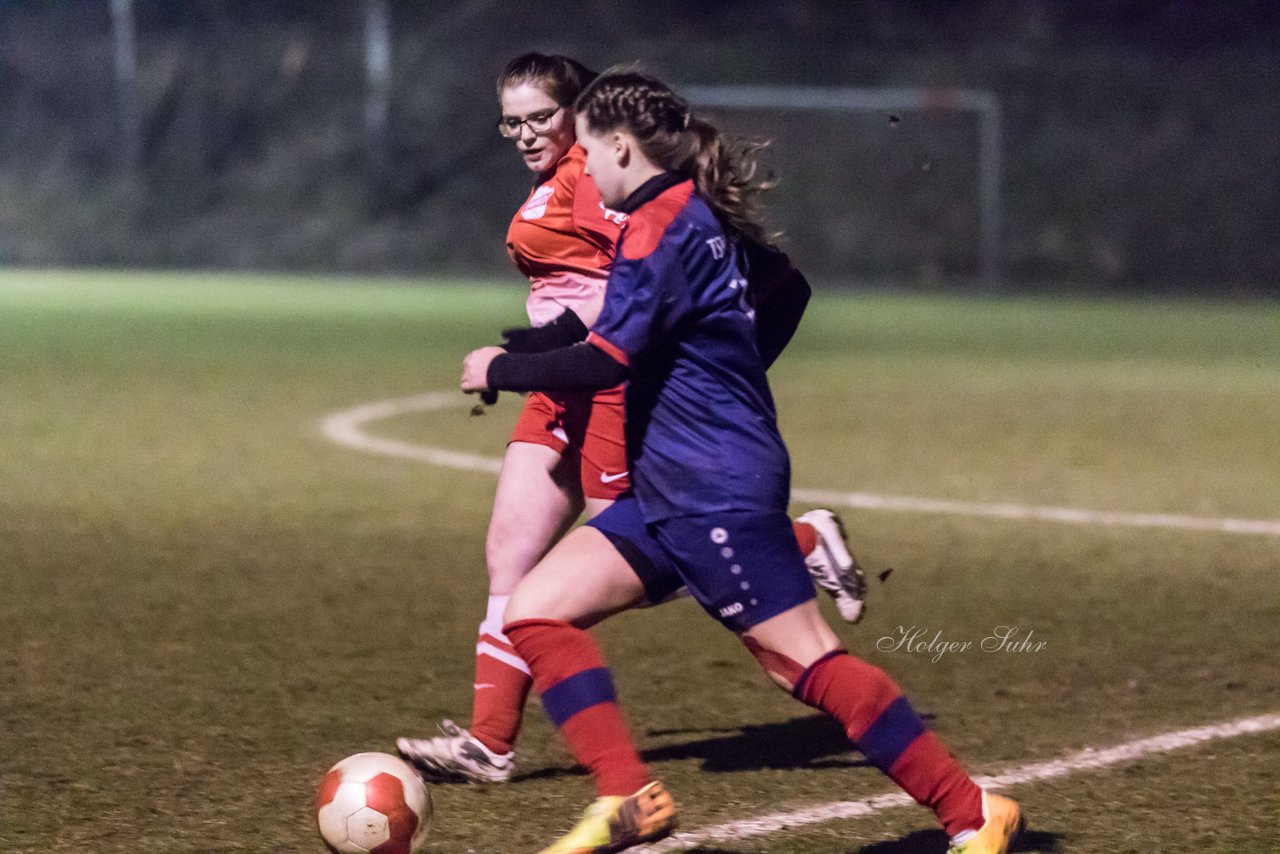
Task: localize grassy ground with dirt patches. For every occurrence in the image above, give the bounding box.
[2,270,1277,852]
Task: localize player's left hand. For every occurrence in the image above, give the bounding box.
[460,346,506,393]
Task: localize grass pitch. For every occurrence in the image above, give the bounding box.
[2,270,1277,852]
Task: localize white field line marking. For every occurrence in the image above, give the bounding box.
[636,712,1280,852]
[321,392,501,475]
[320,392,1280,537]
[789,487,1280,536]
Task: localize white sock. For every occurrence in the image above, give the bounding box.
[480,594,512,641]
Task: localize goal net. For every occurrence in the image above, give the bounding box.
[684,85,1002,287]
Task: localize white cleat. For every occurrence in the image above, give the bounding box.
[799,508,867,623]
[396,720,515,783]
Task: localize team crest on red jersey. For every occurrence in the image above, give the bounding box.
[521,185,555,220]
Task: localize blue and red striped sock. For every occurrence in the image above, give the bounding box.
[505,618,650,798]
[794,651,985,838]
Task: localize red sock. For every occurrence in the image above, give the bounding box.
[505,618,650,798]
[794,651,984,838]
[792,520,818,557]
[468,596,531,755]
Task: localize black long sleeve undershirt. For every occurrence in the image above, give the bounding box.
[753,267,811,366]
[486,343,628,393]
[498,309,589,353]
[485,240,810,394]
[738,237,812,367]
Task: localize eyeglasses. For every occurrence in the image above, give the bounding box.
[496,106,563,138]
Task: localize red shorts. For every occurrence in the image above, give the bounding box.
[509,384,629,500]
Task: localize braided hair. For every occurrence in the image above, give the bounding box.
[573,69,775,243]
[496,52,598,108]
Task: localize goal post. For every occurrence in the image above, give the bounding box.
[682,85,1003,288]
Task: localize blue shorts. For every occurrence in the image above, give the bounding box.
[588,495,685,606]
[588,495,815,633]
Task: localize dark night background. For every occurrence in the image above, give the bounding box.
[2,0,1278,292]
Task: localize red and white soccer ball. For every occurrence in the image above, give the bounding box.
[315,752,432,854]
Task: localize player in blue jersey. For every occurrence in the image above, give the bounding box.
[461,71,1023,854]
[395,53,865,789]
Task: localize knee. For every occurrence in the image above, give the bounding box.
[484,526,536,593]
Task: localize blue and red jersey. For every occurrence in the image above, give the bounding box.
[586,175,791,522]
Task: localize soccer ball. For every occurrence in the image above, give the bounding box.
[315,752,432,854]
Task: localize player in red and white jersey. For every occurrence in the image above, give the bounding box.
[397,53,866,786]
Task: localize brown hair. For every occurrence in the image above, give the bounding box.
[573,69,775,243]
[496,53,598,109]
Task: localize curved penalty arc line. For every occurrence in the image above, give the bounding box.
[320,392,1280,538]
[321,391,502,475]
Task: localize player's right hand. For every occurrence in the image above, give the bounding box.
[460,345,506,393]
